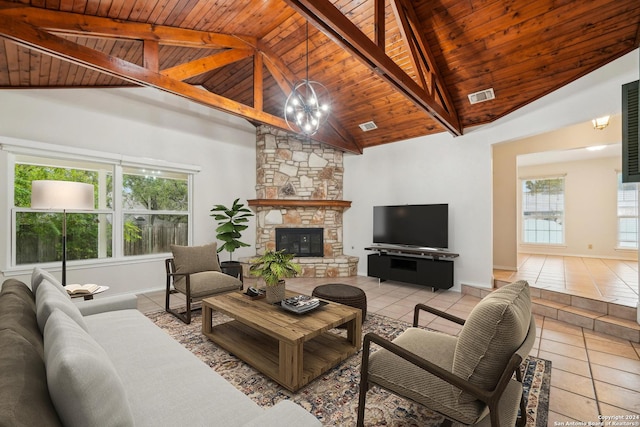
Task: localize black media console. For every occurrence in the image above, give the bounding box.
[365,246,459,290]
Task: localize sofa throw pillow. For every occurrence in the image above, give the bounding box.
[44,309,135,427]
[0,329,62,427]
[32,268,69,299]
[452,280,531,403]
[36,279,88,334]
[171,242,221,275]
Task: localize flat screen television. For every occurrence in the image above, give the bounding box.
[373,204,448,249]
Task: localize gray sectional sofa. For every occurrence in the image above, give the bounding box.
[0,268,321,427]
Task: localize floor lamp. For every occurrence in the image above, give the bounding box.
[31,180,95,286]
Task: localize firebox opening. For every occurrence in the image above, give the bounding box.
[276,228,324,257]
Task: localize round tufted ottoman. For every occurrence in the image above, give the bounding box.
[312,283,367,322]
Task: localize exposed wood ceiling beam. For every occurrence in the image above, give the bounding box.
[390,0,458,118]
[143,40,160,73]
[0,0,254,49]
[161,49,254,81]
[0,2,361,153]
[253,52,264,112]
[284,0,463,137]
[374,0,385,49]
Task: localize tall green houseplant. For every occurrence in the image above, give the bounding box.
[210,198,254,263]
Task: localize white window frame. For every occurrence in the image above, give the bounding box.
[2,137,200,273]
[520,175,566,246]
[616,172,638,250]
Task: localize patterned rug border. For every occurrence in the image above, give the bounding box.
[145,309,551,426]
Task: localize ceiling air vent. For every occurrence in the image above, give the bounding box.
[359,121,378,132]
[468,88,495,105]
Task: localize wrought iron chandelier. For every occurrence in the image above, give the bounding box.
[284,23,331,136]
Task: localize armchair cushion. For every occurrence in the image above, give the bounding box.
[171,243,221,275]
[368,329,483,424]
[173,271,242,298]
[452,280,531,403]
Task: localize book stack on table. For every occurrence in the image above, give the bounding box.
[281,295,321,314]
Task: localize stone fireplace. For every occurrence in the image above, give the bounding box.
[276,227,324,257]
[241,125,358,278]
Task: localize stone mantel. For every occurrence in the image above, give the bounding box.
[248,199,351,209]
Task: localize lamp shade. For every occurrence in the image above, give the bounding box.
[31,180,94,210]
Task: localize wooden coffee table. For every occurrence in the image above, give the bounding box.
[202,290,362,392]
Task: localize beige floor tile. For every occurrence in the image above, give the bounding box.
[537,350,592,377]
[585,336,639,360]
[136,295,163,314]
[539,339,588,361]
[394,297,421,310]
[591,364,640,393]
[598,402,640,420]
[548,387,599,421]
[542,317,585,337]
[594,380,640,414]
[584,328,637,345]
[375,307,404,319]
[549,369,595,399]
[376,304,413,318]
[541,328,586,347]
[588,350,640,375]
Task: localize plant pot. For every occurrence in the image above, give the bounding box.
[265,280,286,303]
[220,260,243,281]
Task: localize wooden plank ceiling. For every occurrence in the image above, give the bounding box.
[0,0,638,154]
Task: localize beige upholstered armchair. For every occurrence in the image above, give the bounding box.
[165,243,243,324]
[357,280,535,427]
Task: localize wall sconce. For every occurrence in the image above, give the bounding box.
[592,115,610,130]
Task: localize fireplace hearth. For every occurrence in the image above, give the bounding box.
[276,228,323,257]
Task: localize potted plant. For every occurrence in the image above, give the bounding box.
[249,249,301,303]
[210,198,254,265]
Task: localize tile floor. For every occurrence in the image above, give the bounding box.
[494,254,639,308]
[138,274,640,422]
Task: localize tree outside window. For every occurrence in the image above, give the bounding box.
[122,168,189,255]
[12,156,191,266]
[14,161,110,265]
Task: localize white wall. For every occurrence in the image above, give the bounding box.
[0,87,257,295]
[343,132,494,289]
[344,49,639,290]
[518,156,635,259]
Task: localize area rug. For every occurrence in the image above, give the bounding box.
[146,310,551,426]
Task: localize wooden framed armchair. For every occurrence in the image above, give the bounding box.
[165,243,243,324]
[357,280,535,427]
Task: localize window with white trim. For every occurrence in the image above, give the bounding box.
[122,166,189,255]
[521,177,565,245]
[617,172,638,249]
[10,150,192,267]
